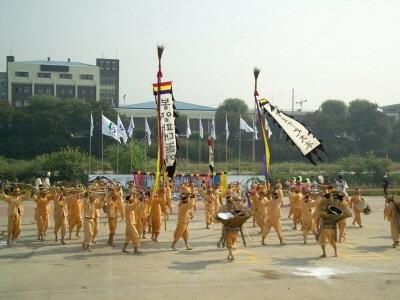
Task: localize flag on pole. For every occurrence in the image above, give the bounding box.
[102,115,120,143]
[127,116,135,138]
[208,137,214,175]
[254,124,258,140]
[265,118,272,138]
[240,117,254,133]
[117,115,128,144]
[90,112,94,137]
[210,118,216,140]
[144,117,151,146]
[199,118,203,139]
[225,115,229,140]
[152,81,172,95]
[186,117,191,138]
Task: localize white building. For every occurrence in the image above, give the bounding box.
[7,57,100,107]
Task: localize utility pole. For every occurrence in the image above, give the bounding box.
[291,88,294,115]
[296,99,308,112]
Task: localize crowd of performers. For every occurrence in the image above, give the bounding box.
[0,175,399,261]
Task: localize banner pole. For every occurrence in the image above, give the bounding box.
[101,110,104,173]
[116,142,119,174]
[239,114,241,175]
[89,111,92,176]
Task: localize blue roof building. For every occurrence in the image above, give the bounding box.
[117,100,216,119]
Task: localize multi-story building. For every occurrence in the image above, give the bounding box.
[96,58,119,107]
[6,56,100,107]
[0,72,7,100]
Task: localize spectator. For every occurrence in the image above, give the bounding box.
[336,174,349,198]
[44,171,51,188]
[382,174,389,197]
[35,174,44,192]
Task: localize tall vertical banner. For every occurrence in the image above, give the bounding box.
[152,46,179,188]
[158,91,178,177]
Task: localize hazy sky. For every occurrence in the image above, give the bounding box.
[1,0,399,110]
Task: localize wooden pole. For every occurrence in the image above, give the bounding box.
[89,111,92,176]
[225,113,228,172]
[116,142,119,174]
[239,114,241,175]
[252,113,255,175]
[101,110,104,173]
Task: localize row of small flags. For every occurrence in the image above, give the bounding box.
[91,112,272,144]
[90,113,152,146]
[185,115,271,140]
[131,171,227,176]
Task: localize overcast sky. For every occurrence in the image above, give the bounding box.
[1,0,399,110]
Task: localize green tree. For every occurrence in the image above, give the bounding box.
[320,99,347,115]
[347,99,390,154]
[36,147,104,183]
[104,142,145,173]
[302,108,352,161]
[0,96,116,159]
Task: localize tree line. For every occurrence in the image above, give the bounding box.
[0,96,398,181]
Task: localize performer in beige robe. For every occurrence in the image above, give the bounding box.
[82,193,105,251]
[106,189,123,247]
[53,189,68,245]
[225,229,239,261]
[257,189,268,233]
[171,189,193,251]
[132,192,146,239]
[66,189,83,239]
[204,187,215,229]
[212,185,221,215]
[337,196,350,243]
[349,188,363,228]
[0,185,33,246]
[291,190,303,230]
[384,195,400,248]
[33,187,54,241]
[150,188,164,242]
[261,189,285,245]
[122,195,142,254]
[287,188,294,219]
[248,185,261,228]
[165,179,173,215]
[301,193,317,243]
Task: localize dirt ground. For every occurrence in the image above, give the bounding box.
[0,196,399,300]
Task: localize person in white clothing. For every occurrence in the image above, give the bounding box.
[44,172,51,188]
[336,174,349,198]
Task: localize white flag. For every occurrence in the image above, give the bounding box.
[265,118,272,138]
[102,115,120,143]
[240,117,254,133]
[90,112,94,138]
[199,118,203,139]
[211,118,216,140]
[186,117,191,138]
[225,115,229,140]
[253,116,258,140]
[117,115,128,144]
[144,117,151,146]
[127,116,135,138]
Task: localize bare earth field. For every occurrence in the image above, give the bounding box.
[0,196,399,300]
